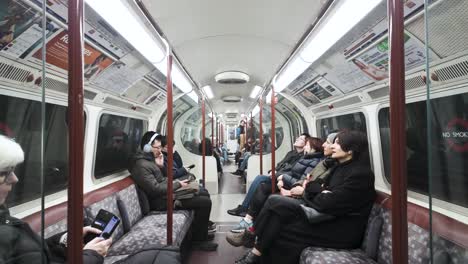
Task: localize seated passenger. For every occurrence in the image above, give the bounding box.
[227,133,310,217]
[229,136,324,233]
[220,143,229,163]
[160,137,189,179]
[0,135,111,264]
[199,138,223,174]
[230,131,375,264]
[128,132,218,251]
[231,141,253,176]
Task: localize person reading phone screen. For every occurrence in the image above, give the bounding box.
[129,132,218,251]
[0,135,112,264]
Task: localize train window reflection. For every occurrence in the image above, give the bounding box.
[0,95,79,206]
[94,114,144,178]
[317,112,367,138]
[379,93,468,208]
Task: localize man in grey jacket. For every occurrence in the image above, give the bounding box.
[128,131,217,251]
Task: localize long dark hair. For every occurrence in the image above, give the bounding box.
[335,131,370,164]
[307,137,324,153]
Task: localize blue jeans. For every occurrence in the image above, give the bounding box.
[239,153,251,171]
[241,175,271,209]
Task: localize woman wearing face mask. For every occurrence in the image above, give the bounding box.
[0,135,111,264]
[231,131,375,264]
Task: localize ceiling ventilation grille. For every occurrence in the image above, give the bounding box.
[405,76,426,91]
[215,71,250,84]
[434,60,468,81]
[333,96,362,108]
[103,97,133,109]
[314,96,362,113]
[44,77,68,93]
[222,96,242,103]
[226,113,237,119]
[368,86,389,99]
[0,62,31,83]
[84,90,97,100]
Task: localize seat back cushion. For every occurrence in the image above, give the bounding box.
[85,194,125,241]
[377,209,430,264]
[364,215,383,260]
[116,185,143,231]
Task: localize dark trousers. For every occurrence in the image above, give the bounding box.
[247,182,273,219]
[253,195,310,264]
[180,192,212,241]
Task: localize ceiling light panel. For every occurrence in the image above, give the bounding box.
[249,85,262,98]
[203,85,214,99]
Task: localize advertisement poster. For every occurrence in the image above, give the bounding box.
[297,88,321,107]
[30,0,132,58]
[93,61,146,94]
[344,0,425,59]
[0,0,60,58]
[352,33,427,81]
[32,31,114,80]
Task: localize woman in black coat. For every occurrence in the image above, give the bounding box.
[233,131,376,264]
[0,135,110,264]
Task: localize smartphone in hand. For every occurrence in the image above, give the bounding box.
[83,209,120,244]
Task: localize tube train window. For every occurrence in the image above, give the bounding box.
[94,114,145,178]
[316,112,367,138]
[379,93,468,208]
[0,94,84,206]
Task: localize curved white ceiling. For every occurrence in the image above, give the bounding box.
[140,0,325,114]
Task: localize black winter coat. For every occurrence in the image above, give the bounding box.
[281,152,324,188]
[128,150,181,210]
[0,206,102,264]
[275,149,303,173]
[162,151,188,179]
[300,158,375,248]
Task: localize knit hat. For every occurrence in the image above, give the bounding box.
[0,135,24,170]
[326,132,338,145]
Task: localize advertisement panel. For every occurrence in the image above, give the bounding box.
[351,33,427,81]
[32,30,114,80]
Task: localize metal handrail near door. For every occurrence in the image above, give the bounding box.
[166,54,174,246]
[270,87,276,193]
[67,0,85,262]
[388,0,408,263]
[202,99,206,188]
[259,99,263,175]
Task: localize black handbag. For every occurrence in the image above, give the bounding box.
[300,204,335,224]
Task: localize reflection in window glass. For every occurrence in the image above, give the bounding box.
[180,109,202,155]
[0,95,77,206]
[379,93,468,207]
[94,114,144,178]
[277,96,309,141]
[317,112,367,138]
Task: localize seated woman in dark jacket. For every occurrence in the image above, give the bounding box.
[0,135,111,264]
[231,131,375,264]
[229,137,324,233]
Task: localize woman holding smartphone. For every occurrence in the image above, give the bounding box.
[0,135,111,264]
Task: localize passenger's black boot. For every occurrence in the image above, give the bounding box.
[227,205,247,217]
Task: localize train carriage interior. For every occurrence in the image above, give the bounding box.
[0,0,467,263]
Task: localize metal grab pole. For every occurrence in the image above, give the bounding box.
[211,113,214,148]
[67,0,84,262]
[166,54,174,245]
[202,100,206,188]
[270,89,276,193]
[388,0,408,263]
[250,112,253,144]
[259,99,263,175]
